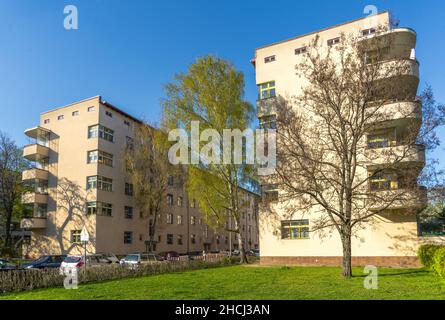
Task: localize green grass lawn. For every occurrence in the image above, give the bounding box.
[1,265,444,300]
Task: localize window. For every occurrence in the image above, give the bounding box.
[362,28,376,37]
[264,55,276,63]
[167,194,174,206]
[259,115,277,130]
[125,206,134,219]
[72,111,79,117]
[71,230,82,244]
[167,176,174,186]
[190,216,196,225]
[167,234,173,245]
[258,81,276,100]
[58,115,64,121]
[295,46,307,55]
[87,176,113,192]
[88,125,114,142]
[216,235,220,245]
[370,172,398,191]
[281,220,310,239]
[88,106,95,112]
[367,129,396,149]
[124,120,130,127]
[87,150,98,164]
[327,37,341,46]
[177,235,183,245]
[177,215,183,225]
[87,201,113,216]
[167,214,174,224]
[191,199,197,208]
[124,232,133,244]
[106,111,113,118]
[44,119,50,124]
[177,196,183,207]
[125,183,134,196]
[191,234,196,244]
[262,184,279,202]
[364,47,390,65]
[126,136,134,150]
[98,151,113,166]
[87,150,114,166]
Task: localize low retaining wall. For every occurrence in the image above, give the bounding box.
[261,256,420,268]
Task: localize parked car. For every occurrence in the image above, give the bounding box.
[60,253,119,272]
[0,259,17,271]
[185,251,203,261]
[159,251,180,261]
[120,253,164,266]
[22,255,67,270]
[232,250,240,256]
[248,249,260,257]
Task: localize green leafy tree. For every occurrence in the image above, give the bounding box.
[163,56,255,263]
[0,132,29,253]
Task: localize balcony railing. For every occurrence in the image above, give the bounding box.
[21,217,47,230]
[368,186,427,212]
[365,143,425,167]
[22,192,48,205]
[23,144,50,162]
[22,168,49,182]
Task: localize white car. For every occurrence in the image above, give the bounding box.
[60,253,119,273]
[120,253,163,266]
[60,256,85,274]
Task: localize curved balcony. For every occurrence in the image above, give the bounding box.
[369,187,427,212]
[23,144,50,161]
[22,192,48,205]
[21,217,47,230]
[365,144,425,168]
[366,101,421,128]
[378,58,419,80]
[360,28,417,59]
[257,96,278,118]
[22,168,49,182]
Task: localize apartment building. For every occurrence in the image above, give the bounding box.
[254,12,427,266]
[21,96,259,258]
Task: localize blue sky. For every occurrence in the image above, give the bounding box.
[0,0,444,165]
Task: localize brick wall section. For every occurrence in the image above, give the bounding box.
[261,256,420,268]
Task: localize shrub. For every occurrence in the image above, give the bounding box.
[418,244,443,268]
[432,247,445,280]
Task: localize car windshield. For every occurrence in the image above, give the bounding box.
[33,256,49,264]
[124,255,139,262]
[64,256,82,263]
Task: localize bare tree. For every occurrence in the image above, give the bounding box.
[266,28,445,277]
[0,132,28,253]
[55,178,87,254]
[123,123,178,253]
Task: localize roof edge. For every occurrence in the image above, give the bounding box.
[255,11,390,52]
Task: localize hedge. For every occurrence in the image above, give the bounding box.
[0,256,240,294]
[418,244,443,268]
[418,244,445,281]
[432,247,445,279]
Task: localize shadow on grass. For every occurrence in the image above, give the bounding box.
[352,269,429,278]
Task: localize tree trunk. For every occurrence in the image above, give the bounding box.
[4,209,12,249]
[238,233,249,264]
[341,230,352,278]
